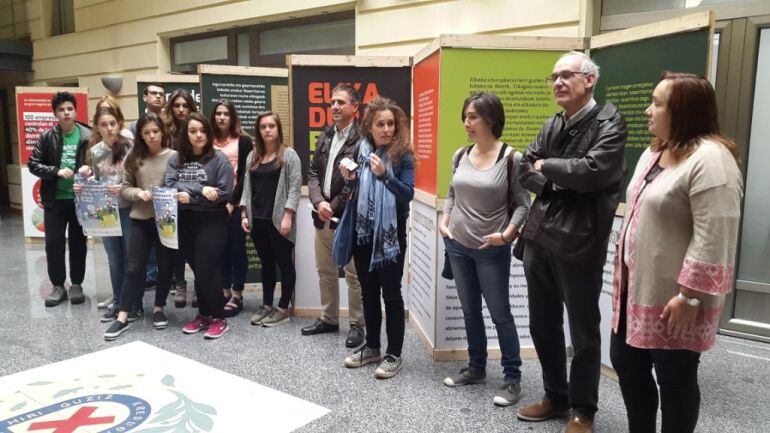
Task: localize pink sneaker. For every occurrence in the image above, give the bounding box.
[204,318,229,339]
[182,314,211,334]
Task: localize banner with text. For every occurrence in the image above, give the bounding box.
[74,177,123,237]
[413,52,441,196]
[290,64,412,184]
[15,88,88,165]
[199,67,288,138]
[592,29,710,200]
[152,187,178,250]
[435,49,563,198]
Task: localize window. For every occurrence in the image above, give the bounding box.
[602,0,752,16]
[51,0,75,36]
[170,12,354,73]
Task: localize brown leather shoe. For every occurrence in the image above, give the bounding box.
[516,399,570,422]
[566,415,595,433]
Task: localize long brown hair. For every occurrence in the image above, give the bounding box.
[125,112,169,174]
[163,89,198,144]
[176,112,215,164]
[210,99,244,139]
[86,107,131,166]
[359,96,413,163]
[249,111,287,171]
[652,71,739,162]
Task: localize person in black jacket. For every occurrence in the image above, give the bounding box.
[210,99,252,317]
[28,91,92,307]
[301,84,365,348]
[515,52,627,433]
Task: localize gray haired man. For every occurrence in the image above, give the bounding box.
[516,52,627,433]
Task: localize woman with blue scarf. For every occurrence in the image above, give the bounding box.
[338,96,414,379]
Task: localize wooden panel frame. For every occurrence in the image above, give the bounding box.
[197,64,287,77]
[15,86,89,94]
[136,74,199,84]
[590,11,714,50]
[286,54,411,68]
[414,34,587,65]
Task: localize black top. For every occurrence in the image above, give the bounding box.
[250,159,280,220]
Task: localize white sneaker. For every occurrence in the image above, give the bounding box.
[97,296,114,309]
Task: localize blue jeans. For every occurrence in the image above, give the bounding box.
[220,209,248,291]
[444,237,522,383]
[102,207,132,307]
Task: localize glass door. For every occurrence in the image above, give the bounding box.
[719,15,770,342]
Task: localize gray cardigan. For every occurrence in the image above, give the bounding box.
[239,147,302,243]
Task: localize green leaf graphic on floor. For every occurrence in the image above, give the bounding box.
[135,374,217,433]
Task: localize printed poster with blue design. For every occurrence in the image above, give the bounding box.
[74,176,122,237]
[152,187,178,250]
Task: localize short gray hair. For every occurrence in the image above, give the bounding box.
[559,51,600,82]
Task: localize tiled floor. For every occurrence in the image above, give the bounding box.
[1,210,769,432]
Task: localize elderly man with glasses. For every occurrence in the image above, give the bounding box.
[515,51,627,433]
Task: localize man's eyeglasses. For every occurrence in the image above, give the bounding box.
[546,70,589,84]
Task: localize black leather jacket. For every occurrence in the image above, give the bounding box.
[27,122,92,207]
[307,122,362,228]
[518,103,627,263]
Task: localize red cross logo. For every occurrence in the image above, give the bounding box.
[27,406,115,433]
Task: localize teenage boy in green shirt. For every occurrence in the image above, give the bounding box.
[28,91,92,306]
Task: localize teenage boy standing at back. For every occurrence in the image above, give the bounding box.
[29,91,92,307]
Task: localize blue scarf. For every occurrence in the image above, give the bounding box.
[355,139,399,271]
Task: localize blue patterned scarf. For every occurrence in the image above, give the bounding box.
[355,139,399,271]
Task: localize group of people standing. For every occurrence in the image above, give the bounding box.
[27,49,742,433]
[439,51,741,433]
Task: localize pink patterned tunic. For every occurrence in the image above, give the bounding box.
[612,139,743,352]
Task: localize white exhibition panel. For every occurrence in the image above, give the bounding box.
[294,196,410,315]
[20,167,45,238]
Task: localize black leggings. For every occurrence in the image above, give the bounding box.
[119,218,174,312]
[179,209,228,319]
[250,219,295,309]
[44,199,87,286]
[352,224,407,357]
[610,291,701,433]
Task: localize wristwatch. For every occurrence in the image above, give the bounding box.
[677,292,701,307]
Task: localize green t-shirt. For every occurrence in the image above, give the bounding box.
[55,127,80,200]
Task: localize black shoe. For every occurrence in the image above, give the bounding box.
[346,324,366,348]
[45,285,68,307]
[104,320,129,341]
[301,319,339,335]
[69,284,85,304]
[152,311,168,330]
[127,309,143,323]
[100,306,118,323]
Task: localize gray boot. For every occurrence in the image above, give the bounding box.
[45,285,68,307]
[69,284,85,304]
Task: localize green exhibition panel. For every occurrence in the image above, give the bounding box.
[410,35,583,360]
[592,28,711,198]
[197,65,289,285]
[198,65,289,137]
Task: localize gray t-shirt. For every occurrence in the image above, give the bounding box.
[443,146,530,249]
[90,140,132,208]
